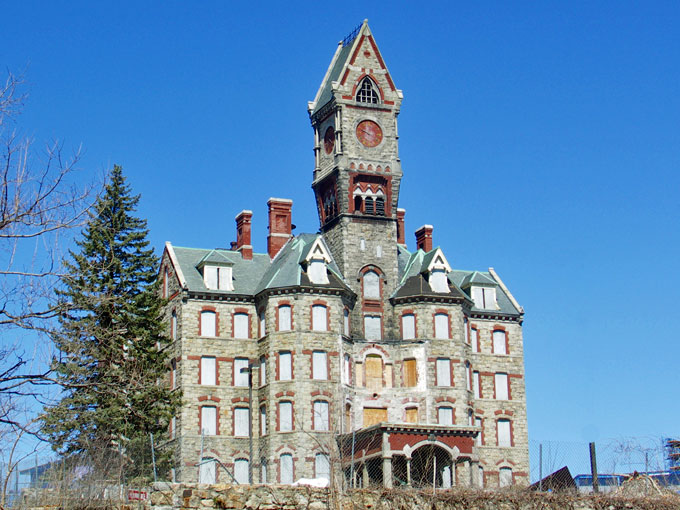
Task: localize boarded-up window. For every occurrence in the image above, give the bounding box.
[234,358,249,387]
[279,401,293,431]
[315,454,330,480]
[495,373,509,400]
[498,419,511,447]
[464,318,469,344]
[171,311,177,340]
[280,454,293,484]
[473,371,480,398]
[466,362,472,391]
[363,407,387,427]
[442,465,452,488]
[405,407,418,423]
[343,309,350,336]
[472,327,480,352]
[312,351,327,380]
[342,353,351,384]
[436,358,451,386]
[259,355,266,386]
[260,460,267,484]
[234,313,249,339]
[493,330,507,354]
[278,305,291,331]
[365,355,383,390]
[363,270,380,299]
[313,401,329,431]
[234,407,249,437]
[259,310,266,337]
[438,406,453,425]
[234,459,249,484]
[402,314,415,339]
[434,313,449,339]
[429,269,449,293]
[204,265,218,290]
[403,359,417,387]
[279,352,292,381]
[308,260,329,284]
[199,457,216,484]
[201,310,216,337]
[364,315,381,340]
[201,357,216,386]
[475,417,483,446]
[472,286,496,309]
[499,467,513,487]
[312,305,327,331]
[260,405,267,436]
[201,406,217,436]
[218,267,232,290]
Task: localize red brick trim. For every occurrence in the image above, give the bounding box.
[198,395,220,402]
[434,396,456,404]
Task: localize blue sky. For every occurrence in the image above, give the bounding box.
[3,1,679,447]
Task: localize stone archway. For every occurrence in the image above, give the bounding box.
[409,444,454,488]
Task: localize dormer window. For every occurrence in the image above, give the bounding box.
[308,259,329,285]
[202,264,233,291]
[471,286,496,309]
[429,269,449,293]
[356,77,379,104]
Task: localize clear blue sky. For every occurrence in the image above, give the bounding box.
[4,2,679,445]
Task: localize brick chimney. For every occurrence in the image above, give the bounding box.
[235,210,253,260]
[267,198,293,259]
[396,208,406,245]
[415,224,433,252]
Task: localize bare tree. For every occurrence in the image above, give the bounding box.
[0,70,97,496]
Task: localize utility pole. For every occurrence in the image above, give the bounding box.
[589,442,599,493]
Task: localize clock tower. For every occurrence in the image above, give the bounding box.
[308,20,404,339]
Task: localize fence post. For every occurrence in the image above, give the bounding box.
[589,442,599,493]
[150,433,158,482]
[539,443,543,491]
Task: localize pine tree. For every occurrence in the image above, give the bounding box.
[41,165,180,483]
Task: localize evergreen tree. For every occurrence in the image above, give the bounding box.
[41,165,180,483]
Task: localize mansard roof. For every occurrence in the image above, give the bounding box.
[449,270,522,316]
[166,234,351,297]
[460,270,496,287]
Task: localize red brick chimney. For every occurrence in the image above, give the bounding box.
[415,224,433,252]
[235,210,253,260]
[396,208,406,245]
[267,198,293,259]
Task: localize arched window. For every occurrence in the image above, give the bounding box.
[354,195,363,213]
[313,400,329,431]
[278,304,291,331]
[200,310,217,337]
[279,401,293,431]
[356,77,380,104]
[493,329,508,355]
[234,458,249,484]
[401,313,415,340]
[315,453,330,480]
[499,467,513,487]
[363,270,380,299]
[233,312,249,339]
[497,419,512,447]
[171,310,177,340]
[234,407,249,437]
[280,454,294,484]
[434,313,450,339]
[199,457,216,484]
[312,304,328,331]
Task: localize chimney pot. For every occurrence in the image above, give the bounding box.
[235,210,253,260]
[396,208,406,245]
[415,224,433,252]
[267,198,293,259]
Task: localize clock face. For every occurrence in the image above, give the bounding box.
[323,126,335,154]
[356,120,383,148]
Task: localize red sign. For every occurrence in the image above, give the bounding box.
[128,490,148,501]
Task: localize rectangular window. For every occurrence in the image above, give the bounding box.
[204,265,232,291]
[204,265,218,290]
[473,371,480,399]
[218,266,232,291]
[495,373,509,400]
[312,351,328,380]
[315,454,330,481]
[234,313,249,339]
[437,407,453,426]
[464,318,469,344]
[280,454,293,484]
[171,359,177,390]
[201,356,216,386]
[201,406,217,436]
[402,314,415,340]
[365,355,383,390]
[200,310,216,337]
[472,286,496,309]
[436,358,451,386]
[478,466,484,488]
[472,328,480,352]
[171,312,177,340]
[434,313,449,339]
[259,355,266,386]
[312,305,327,331]
[279,401,293,432]
[493,330,507,354]
[498,420,511,447]
[234,358,249,387]
[199,458,216,484]
[342,353,351,384]
[343,309,350,336]
[234,407,249,437]
[278,305,291,331]
[405,407,418,423]
[234,459,249,485]
[259,310,266,337]
[403,359,417,387]
[475,417,483,446]
[364,315,382,340]
[313,401,329,431]
[260,405,267,436]
[466,364,472,391]
[279,351,292,381]
[363,407,387,427]
[260,460,267,484]
[499,467,513,487]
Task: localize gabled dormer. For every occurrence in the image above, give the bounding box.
[301,237,332,285]
[197,250,234,291]
[461,271,498,310]
[422,248,452,294]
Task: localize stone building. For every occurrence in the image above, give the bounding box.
[159,20,529,489]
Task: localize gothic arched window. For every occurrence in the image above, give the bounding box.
[356,78,380,104]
